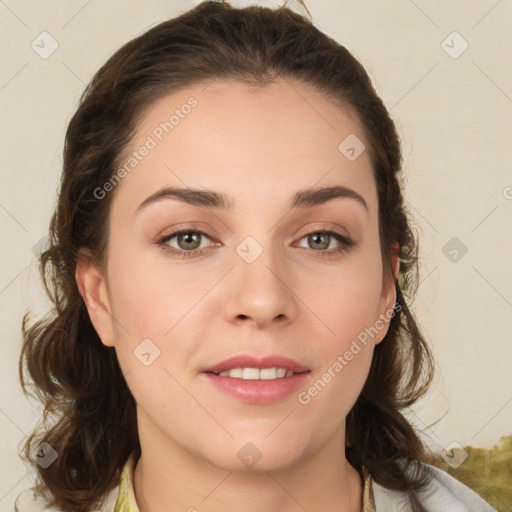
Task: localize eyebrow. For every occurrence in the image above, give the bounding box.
[136,185,369,214]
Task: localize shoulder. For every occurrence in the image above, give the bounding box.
[371,461,497,511]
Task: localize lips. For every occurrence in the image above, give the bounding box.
[204,371,310,404]
[202,354,311,404]
[202,354,310,375]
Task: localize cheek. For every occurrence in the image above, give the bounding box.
[297,257,382,412]
[297,281,378,430]
[297,343,374,444]
[309,260,383,346]
[105,246,217,398]
[106,242,212,339]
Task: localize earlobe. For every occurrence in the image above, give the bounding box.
[374,242,400,345]
[75,251,116,347]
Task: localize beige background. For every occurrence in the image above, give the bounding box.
[1,0,511,508]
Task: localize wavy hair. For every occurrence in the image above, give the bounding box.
[18,1,435,511]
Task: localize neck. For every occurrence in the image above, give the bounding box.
[133,414,362,512]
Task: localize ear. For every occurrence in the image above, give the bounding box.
[374,242,400,345]
[75,250,116,347]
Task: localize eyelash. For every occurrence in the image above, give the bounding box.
[156,226,355,259]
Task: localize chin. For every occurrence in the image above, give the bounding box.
[201,435,309,474]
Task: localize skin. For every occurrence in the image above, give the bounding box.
[76,78,399,512]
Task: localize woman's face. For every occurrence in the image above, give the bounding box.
[79,78,398,472]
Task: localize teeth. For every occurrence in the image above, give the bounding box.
[259,368,277,380]
[243,367,260,380]
[216,367,294,380]
[228,368,243,378]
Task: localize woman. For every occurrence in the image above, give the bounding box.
[18,1,496,511]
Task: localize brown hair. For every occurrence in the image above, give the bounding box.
[18,1,435,511]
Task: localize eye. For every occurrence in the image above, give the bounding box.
[296,230,355,257]
[157,228,214,258]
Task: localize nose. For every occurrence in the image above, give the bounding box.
[222,240,299,329]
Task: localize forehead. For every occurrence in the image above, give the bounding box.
[112,77,377,216]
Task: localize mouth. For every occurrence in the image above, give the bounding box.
[201,354,311,404]
[207,367,302,380]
